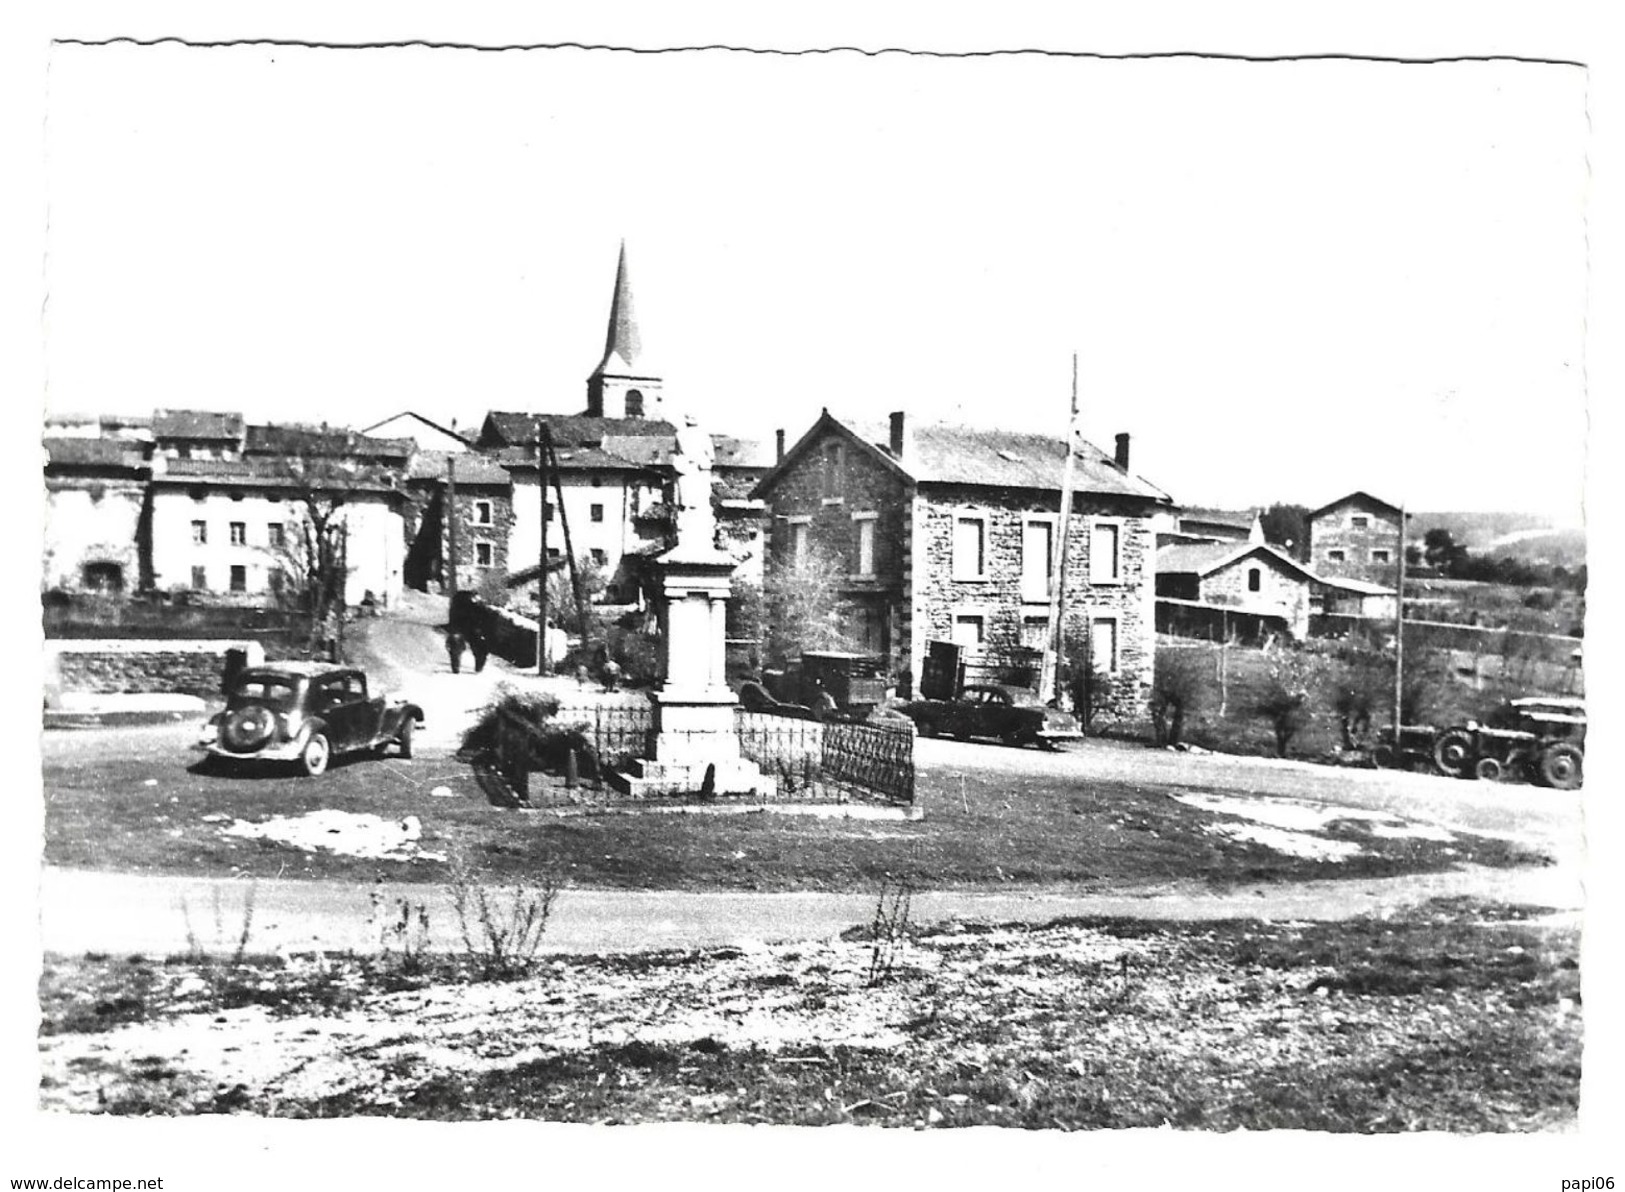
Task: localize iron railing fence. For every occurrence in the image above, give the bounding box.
[478,699,914,808]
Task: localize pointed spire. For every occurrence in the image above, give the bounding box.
[592,241,649,379]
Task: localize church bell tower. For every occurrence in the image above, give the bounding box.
[586,243,664,420]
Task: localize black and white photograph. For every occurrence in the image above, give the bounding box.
[9,7,1622,1188]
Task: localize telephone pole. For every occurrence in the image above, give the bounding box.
[536,418,551,675]
[445,454,459,596]
[1041,354,1081,705]
[1393,502,1408,745]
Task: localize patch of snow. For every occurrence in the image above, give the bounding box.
[429,785,457,798]
[1202,822,1364,862]
[1172,792,1453,842]
[220,810,446,862]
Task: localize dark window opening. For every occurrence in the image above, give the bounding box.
[1248,567,1262,592]
[625,389,645,418]
[81,562,124,593]
[229,565,247,593]
[590,503,604,523]
[191,565,207,590]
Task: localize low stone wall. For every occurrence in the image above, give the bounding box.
[45,639,266,702]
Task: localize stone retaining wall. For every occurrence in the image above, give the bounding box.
[45,639,266,701]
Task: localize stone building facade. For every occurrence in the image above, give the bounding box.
[1308,491,1404,587]
[754,411,1172,712]
[42,439,151,594]
[1156,541,1315,640]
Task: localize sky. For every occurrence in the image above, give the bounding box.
[40,43,1590,520]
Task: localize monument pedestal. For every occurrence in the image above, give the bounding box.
[613,544,776,799]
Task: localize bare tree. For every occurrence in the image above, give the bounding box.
[262,432,393,654]
[762,543,855,667]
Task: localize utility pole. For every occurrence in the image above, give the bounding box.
[445,454,459,596]
[537,418,550,675]
[544,430,592,643]
[1041,354,1081,705]
[1393,502,1408,745]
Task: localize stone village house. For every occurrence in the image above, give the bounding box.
[1154,539,1318,641]
[1307,490,1405,588]
[751,411,1173,712]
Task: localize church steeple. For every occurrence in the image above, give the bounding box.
[586,242,663,419]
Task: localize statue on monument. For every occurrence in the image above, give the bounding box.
[670,413,717,550]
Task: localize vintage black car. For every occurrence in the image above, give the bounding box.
[198,663,424,777]
[901,684,1082,749]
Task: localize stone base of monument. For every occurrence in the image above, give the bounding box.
[611,689,779,800]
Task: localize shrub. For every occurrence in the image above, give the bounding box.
[1255,646,1327,757]
[1323,648,1391,750]
[1151,649,1205,747]
[458,686,562,759]
[449,852,562,980]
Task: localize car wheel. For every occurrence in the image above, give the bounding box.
[953,723,973,742]
[1539,743,1583,790]
[1474,756,1505,782]
[1432,729,1474,779]
[1372,744,1398,769]
[221,705,275,753]
[397,719,415,759]
[299,733,331,778]
[915,720,937,739]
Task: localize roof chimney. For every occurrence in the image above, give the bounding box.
[775,429,786,462]
[890,411,907,458]
[1114,432,1131,471]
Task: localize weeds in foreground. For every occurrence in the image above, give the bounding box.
[865,877,915,987]
[369,874,432,975]
[449,853,563,980]
[177,882,258,1007]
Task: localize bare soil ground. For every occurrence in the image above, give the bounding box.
[38,898,1579,1130]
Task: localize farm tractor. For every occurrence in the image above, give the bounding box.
[1429,697,1585,789]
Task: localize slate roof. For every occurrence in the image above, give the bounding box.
[408,450,513,486]
[244,424,413,461]
[490,444,663,474]
[589,243,657,380]
[152,409,245,441]
[43,437,148,471]
[1156,541,1317,581]
[1313,575,1396,596]
[1179,507,1259,531]
[478,412,678,450]
[711,434,773,470]
[154,457,402,493]
[760,413,1171,504]
[1309,490,1403,521]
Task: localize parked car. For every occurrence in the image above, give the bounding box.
[1431,696,1585,788]
[901,683,1082,749]
[197,663,424,777]
[758,650,890,720]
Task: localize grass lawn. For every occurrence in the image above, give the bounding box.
[38,898,1580,1130]
[42,725,1544,891]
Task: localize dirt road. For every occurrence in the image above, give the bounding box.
[37,861,1581,958]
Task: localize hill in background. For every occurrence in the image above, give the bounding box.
[1408,511,1586,570]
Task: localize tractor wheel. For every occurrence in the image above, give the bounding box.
[1474,756,1505,782]
[1539,743,1583,790]
[299,733,332,778]
[1372,744,1399,770]
[1433,729,1475,779]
